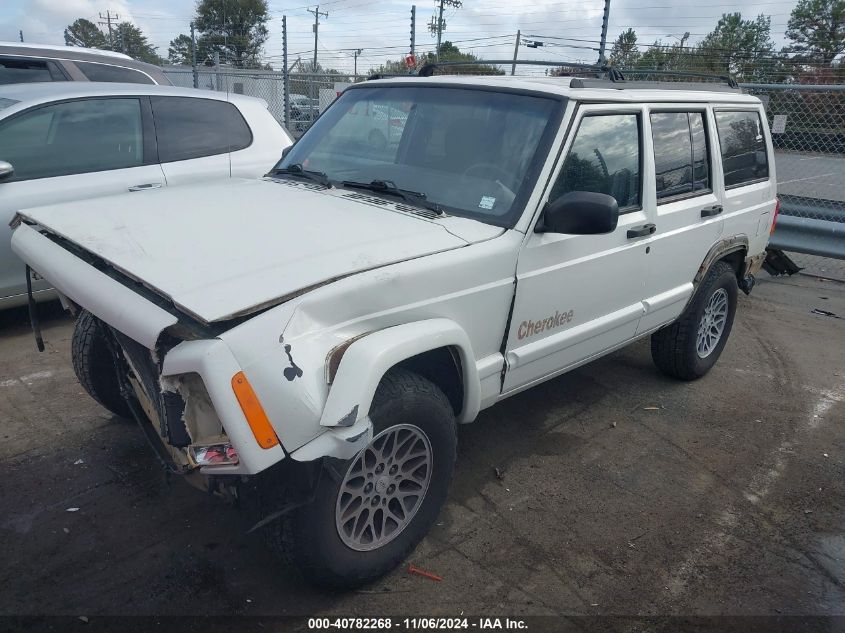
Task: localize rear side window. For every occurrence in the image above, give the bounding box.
[151,96,252,162]
[0,57,66,85]
[75,61,154,85]
[650,111,710,200]
[715,110,769,187]
[551,113,641,210]
[0,98,144,180]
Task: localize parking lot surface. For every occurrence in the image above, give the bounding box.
[1,270,844,619]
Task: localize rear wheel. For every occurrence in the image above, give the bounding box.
[650,261,738,380]
[72,310,131,418]
[275,368,457,588]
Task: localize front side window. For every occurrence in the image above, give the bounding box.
[650,111,710,200]
[75,61,154,85]
[715,110,769,187]
[278,86,562,227]
[0,98,143,181]
[550,113,641,210]
[0,57,66,85]
[151,96,252,162]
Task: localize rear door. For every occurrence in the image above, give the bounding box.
[0,97,164,304]
[638,105,725,333]
[503,105,650,393]
[151,96,251,186]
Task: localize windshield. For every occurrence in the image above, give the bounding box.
[276,85,562,227]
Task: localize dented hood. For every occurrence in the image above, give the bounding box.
[18,178,477,323]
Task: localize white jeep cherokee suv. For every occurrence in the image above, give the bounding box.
[10,71,776,588]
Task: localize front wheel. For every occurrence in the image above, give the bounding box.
[278,368,456,588]
[72,310,131,418]
[651,261,738,380]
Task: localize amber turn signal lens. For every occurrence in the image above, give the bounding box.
[231,371,279,449]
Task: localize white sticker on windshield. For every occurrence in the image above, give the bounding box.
[479,196,496,210]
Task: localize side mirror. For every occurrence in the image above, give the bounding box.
[536,191,619,235]
[0,161,14,182]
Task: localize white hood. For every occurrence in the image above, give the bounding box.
[18,178,495,323]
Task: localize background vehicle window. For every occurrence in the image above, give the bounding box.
[551,114,640,209]
[75,61,154,85]
[0,98,143,180]
[715,111,769,187]
[650,112,710,200]
[0,57,66,84]
[151,96,252,162]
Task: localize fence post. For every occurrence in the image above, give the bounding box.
[283,15,290,129]
[214,51,220,92]
[190,22,198,89]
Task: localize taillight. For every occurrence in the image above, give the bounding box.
[771,198,780,236]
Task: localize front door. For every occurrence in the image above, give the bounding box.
[0,96,165,304]
[503,105,651,393]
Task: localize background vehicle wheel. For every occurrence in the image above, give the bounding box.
[71,310,131,419]
[650,261,738,380]
[279,368,457,589]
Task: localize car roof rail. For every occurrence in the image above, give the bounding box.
[416,59,625,80]
[616,68,740,89]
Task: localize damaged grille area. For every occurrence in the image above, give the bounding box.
[109,328,191,448]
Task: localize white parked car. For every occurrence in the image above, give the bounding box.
[0,82,291,308]
[10,71,777,588]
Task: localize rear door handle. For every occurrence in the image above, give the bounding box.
[128,183,163,192]
[627,223,656,239]
[701,205,723,218]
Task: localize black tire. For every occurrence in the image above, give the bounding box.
[278,368,457,589]
[651,261,738,380]
[71,310,131,418]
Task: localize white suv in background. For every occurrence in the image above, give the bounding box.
[0,82,291,308]
[10,70,777,588]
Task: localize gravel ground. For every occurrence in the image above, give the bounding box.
[0,270,843,625]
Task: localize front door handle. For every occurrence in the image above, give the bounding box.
[701,205,723,218]
[627,223,656,239]
[128,183,163,192]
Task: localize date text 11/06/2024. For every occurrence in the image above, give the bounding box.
[307,617,529,630]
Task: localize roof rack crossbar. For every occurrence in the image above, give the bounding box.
[416,59,624,80]
[619,68,739,89]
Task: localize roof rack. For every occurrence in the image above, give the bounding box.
[413,59,739,90]
[416,59,624,80]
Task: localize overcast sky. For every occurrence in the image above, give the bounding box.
[0,0,799,74]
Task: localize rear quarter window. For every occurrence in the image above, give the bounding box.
[74,61,154,85]
[0,57,66,84]
[151,96,252,162]
[715,110,769,188]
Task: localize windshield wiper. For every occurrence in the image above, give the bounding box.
[341,180,443,215]
[268,163,332,188]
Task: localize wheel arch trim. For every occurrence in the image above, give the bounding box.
[319,318,480,428]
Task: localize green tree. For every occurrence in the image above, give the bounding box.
[636,40,697,72]
[194,0,270,68]
[64,18,108,49]
[422,41,505,74]
[168,34,194,65]
[609,28,640,68]
[697,13,775,79]
[785,0,845,65]
[113,22,162,64]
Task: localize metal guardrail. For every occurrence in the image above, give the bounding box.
[771,195,845,260]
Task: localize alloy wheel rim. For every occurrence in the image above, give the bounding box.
[696,287,729,358]
[335,424,433,552]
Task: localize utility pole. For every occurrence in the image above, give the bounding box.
[511,30,521,75]
[283,15,290,128]
[190,22,198,88]
[429,0,462,62]
[19,30,23,42]
[98,11,119,49]
[597,0,611,64]
[410,5,416,59]
[308,5,328,73]
[353,48,362,77]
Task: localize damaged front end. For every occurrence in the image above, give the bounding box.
[107,328,236,476]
